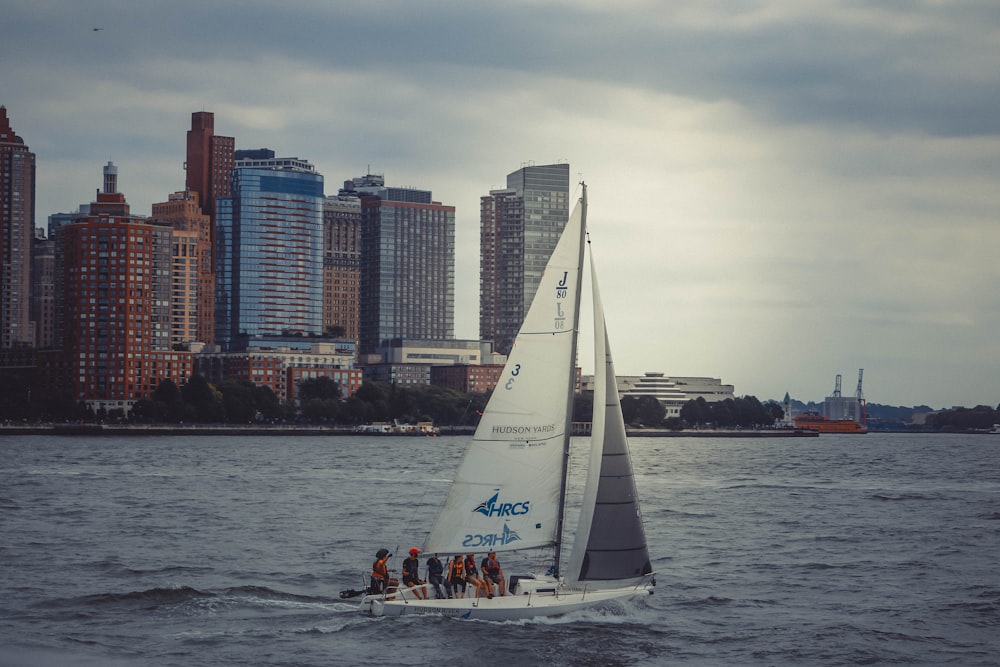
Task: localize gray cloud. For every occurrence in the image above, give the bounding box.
[3,0,999,407]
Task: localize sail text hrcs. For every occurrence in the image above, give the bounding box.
[473,491,530,518]
[491,423,556,435]
[463,523,522,549]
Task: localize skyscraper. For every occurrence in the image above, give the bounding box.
[1,106,36,349]
[351,174,455,354]
[30,229,55,350]
[185,111,235,221]
[480,162,570,355]
[55,163,191,413]
[214,152,325,350]
[150,190,213,348]
[323,193,362,343]
[184,112,234,340]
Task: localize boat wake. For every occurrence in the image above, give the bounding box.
[42,584,343,616]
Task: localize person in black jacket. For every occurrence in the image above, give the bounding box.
[426,553,446,598]
[402,548,426,600]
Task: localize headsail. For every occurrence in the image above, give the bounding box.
[425,195,586,555]
[565,249,652,585]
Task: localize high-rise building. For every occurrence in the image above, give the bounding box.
[350,174,455,354]
[54,163,191,413]
[1,106,36,349]
[214,152,325,350]
[184,112,234,338]
[184,111,235,221]
[30,229,55,350]
[323,194,362,343]
[480,162,570,355]
[150,190,214,348]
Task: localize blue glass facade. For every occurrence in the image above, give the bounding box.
[359,193,455,354]
[215,163,324,350]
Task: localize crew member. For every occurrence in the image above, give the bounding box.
[402,548,426,600]
[426,553,446,599]
[370,548,390,594]
[465,553,490,598]
[481,551,506,596]
[448,554,467,599]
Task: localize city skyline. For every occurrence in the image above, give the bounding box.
[3,2,999,408]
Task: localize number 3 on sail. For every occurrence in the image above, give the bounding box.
[505,364,520,391]
[357,184,655,621]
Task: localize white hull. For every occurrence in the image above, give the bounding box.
[359,579,653,621]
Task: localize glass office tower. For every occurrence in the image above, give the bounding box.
[480,163,570,355]
[215,154,324,351]
[349,174,455,354]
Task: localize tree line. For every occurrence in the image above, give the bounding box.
[0,370,490,427]
[2,367,783,429]
[923,404,1000,431]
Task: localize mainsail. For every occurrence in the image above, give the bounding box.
[425,197,586,555]
[565,250,652,584]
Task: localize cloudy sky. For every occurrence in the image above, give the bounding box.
[3,1,999,409]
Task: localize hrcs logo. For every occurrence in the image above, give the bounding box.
[472,491,530,518]
[462,523,521,549]
[463,491,530,548]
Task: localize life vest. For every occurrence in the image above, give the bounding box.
[449,560,465,578]
[372,558,388,580]
[482,556,499,574]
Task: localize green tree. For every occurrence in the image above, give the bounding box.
[181,374,225,422]
[152,379,184,422]
[298,376,341,402]
[355,381,392,421]
[634,395,666,427]
[680,396,711,426]
[217,380,258,424]
[620,395,640,426]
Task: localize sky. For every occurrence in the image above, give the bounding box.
[3,0,999,409]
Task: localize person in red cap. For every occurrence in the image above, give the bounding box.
[401,547,426,599]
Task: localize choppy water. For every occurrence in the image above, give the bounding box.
[1,432,998,666]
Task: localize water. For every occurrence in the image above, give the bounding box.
[1,432,998,666]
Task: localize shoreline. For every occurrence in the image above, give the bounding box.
[4,424,992,437]
[0,423,823,437]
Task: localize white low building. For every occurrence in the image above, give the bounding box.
[581,372,735,419]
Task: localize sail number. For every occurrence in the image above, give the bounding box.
[555,271,569,330]
[505,364,521,390]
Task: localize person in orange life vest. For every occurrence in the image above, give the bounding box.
[481,551,506,596]
[447,555,466,599]
[370,548,390,594]
[464,553,491,598]
[402,548,426,600]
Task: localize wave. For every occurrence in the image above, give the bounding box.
[82,585,215,607]
[677,595,733,608]
[84,559,213,577]
[870,492,944,501]
[43,584,336,614]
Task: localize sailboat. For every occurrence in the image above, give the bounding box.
[358,185,655,620]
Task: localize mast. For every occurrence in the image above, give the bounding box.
[552,183,587,577]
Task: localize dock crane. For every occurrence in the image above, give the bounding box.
[856,369,867,425]
[857,368,868,428]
